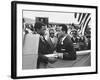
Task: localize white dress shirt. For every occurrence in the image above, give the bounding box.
[60,35,67,45]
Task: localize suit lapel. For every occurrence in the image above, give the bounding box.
[48,38,54,48]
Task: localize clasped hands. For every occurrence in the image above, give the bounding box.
[47,51,68,64]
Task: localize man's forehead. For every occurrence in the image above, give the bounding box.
[42,25,46,28]
[50,30,54,33]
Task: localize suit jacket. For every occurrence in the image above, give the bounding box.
[37,36,53,68]
[56,36,76,60]
[71,37,79,43]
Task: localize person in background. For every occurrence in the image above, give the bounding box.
[86,35,91,49]
[23,24,32,46]
[55,25,62,38]
[79,35,87,50]
[44,25,49,40]
[47,29,58,53]
[71,29,80,51]
[56,24,77,60]
[34,22,57,68]
[71,29,79,43]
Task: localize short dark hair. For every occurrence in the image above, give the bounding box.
[60,24,68,33]
[49,28,54,33]
[34,22,45,31]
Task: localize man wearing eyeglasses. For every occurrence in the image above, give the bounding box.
[47,29,58,53]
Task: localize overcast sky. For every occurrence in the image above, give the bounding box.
[23,10,78,24]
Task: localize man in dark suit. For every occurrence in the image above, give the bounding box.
[71,30,80,51]
[56,24,77,60]
[34,22,57,68]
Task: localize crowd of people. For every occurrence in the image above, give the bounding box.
[23,22,91,50]
[23,21,91,68]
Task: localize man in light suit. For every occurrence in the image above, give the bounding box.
[47,29,58,53]
[56,24,77,60]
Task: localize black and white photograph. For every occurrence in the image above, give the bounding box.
[11,1,97,79]
[22,10,91,69]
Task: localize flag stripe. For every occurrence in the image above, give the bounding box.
[82,15,91,35]
[79,13,83,23]
[79,13,86,25]
[79,13,87,33]
[83,13,90,27]
[74,13,77,18]
[84,18,91,32]
[78,13,82,22]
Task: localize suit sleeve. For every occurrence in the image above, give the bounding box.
[63,38,77,60]
[38,53,49,63]
[37,38,53,66]
[37,40,49,63]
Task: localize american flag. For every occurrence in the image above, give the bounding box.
[74,12,91,35]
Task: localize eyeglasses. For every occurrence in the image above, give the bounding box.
[50,33,54,34]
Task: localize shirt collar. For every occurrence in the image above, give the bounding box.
[61,35,67,42]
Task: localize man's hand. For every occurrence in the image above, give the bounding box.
[57,53,63,59]
[48,57,57,64]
